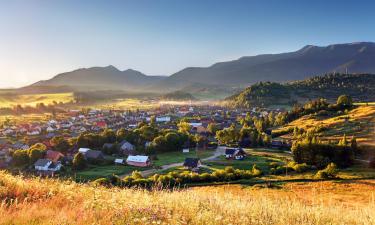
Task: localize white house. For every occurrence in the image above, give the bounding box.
[114,158,125,165]
[46,126,55,133]
[79,148,91,154]
[34,159,61,172]
[126,155,151,167]
[183,148,190,153]
[189,122,203,128]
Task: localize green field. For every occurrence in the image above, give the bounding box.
[67,164,149,181]
[154,149,216,167]
[206,148,290,172]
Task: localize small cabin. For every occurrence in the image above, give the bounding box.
[183,158,202,171]
[225,148,246,160]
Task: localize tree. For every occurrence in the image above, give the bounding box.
[72,152,87,170]
[178,121,192,134]
[50,136,70,153]
[101,129,117,143]
[28,148,46,164]
[207,123,219,135]
[337,95,353,107]
[216,124,239,145]
[350,136,358,151]
[12,150,29,166]
[338,134,349,146]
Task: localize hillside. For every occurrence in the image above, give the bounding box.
[227,73,375,108]
[0,171,374,225]
[274,105,375,147]
[161,91,197,101]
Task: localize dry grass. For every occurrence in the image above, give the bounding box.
[276,106,375,145]
[0,171,374,225]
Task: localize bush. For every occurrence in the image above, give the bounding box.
[119,166,263,188]
[269,162,280,168]
[314,163,338,179]
[72,152,87,170]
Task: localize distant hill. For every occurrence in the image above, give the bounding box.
[26,42,375,98]
[227,73,375,108]
[154,42,375,91]
[160,91,197,101]
[31,65,165,92]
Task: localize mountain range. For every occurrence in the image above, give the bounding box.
[29,42,375,97]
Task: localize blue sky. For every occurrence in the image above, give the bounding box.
[0,0,374,87]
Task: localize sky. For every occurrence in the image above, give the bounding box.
[0,0,375,88]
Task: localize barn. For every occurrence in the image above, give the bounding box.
[126,155,151,167]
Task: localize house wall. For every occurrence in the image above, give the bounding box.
[126,161,150,167]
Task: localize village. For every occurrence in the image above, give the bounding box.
[0,103,291,181]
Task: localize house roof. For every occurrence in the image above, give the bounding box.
[225,148,237,155]
[34,159,52,167]
[183,158,200,168]
[114,158,124,163]
[127,155,149,163]
[46,150,64,162]
[85,150,104,159]
[79,148,91,153]
[103,143,115,148]
[120,141,135,150]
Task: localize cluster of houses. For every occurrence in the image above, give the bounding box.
[0,104,288,174]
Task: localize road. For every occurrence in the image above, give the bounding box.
[121,146,226,178]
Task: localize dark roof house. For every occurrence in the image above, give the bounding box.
[183,158,202,170]
[85,150,104,161]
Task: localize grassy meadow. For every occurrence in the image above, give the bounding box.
[0,171,374,225]
[274,105,375,145]
[0,92,74,108]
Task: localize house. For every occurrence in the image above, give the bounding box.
[79,148,91,154]
[126,155,151,167]
[84,150,104,161]
[46,126,55,133]
[182,148,190,153]
[119,141,136,155]
[34,159,61,172]
[225,148,246,160]
[114,158,125,165]
[12,142,29,150]
[271,140,291,149]
[183,158,201,171]
[103,143,115,150]
[46,150,64,163]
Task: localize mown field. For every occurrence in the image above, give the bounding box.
[0,171,374,225]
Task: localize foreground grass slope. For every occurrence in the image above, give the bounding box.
[0,171,374,225]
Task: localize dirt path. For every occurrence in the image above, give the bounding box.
[121,147,226,178]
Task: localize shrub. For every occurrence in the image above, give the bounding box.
[72,152,87,170]
[314,163,338,179]
[119,166,263,188]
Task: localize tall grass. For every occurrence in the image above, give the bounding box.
[0,171,374,225]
